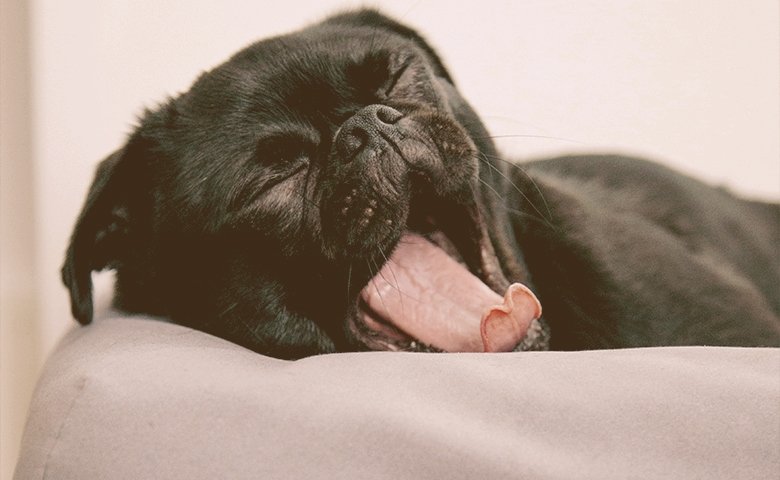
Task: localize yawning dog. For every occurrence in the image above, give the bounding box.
[62,10,780,359]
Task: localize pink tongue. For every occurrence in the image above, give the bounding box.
[361,233,542,352]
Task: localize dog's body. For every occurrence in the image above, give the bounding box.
[509,155,780,348]
[63,10,780,359]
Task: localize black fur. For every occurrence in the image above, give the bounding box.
[63,10,780,359]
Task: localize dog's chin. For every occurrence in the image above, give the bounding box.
[345,188,550,353]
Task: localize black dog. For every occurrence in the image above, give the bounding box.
[62,10,780,359]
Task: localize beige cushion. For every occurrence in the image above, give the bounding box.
[15,312,780,479]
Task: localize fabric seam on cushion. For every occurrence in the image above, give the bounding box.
[40,376,88,480]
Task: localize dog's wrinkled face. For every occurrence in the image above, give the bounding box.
[63,10,548,359]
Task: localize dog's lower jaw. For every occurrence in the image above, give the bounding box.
[341,181,549,353]
[471,182,551,351]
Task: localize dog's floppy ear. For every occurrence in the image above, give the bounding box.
[322,8,454,84]
[61,132,150,325]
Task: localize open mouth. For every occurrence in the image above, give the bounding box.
[348,188,546,353]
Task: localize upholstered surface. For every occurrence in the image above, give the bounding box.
[15,313,780,479]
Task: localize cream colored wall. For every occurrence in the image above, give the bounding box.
[1,2,41,479]
[2,1,778,477]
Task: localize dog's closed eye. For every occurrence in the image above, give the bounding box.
[222,137,315,215]
[381,53,415,98]
[254,135,313,168]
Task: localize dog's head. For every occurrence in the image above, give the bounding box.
[63,10,547,358]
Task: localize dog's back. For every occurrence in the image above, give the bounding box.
[506,155,780,349]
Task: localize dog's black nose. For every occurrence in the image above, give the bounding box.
[335,104,403,162]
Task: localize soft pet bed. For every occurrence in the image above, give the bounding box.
[15,312,780,479]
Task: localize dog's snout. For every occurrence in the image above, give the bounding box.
[323,104,411,257]
[335,105,403,161]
